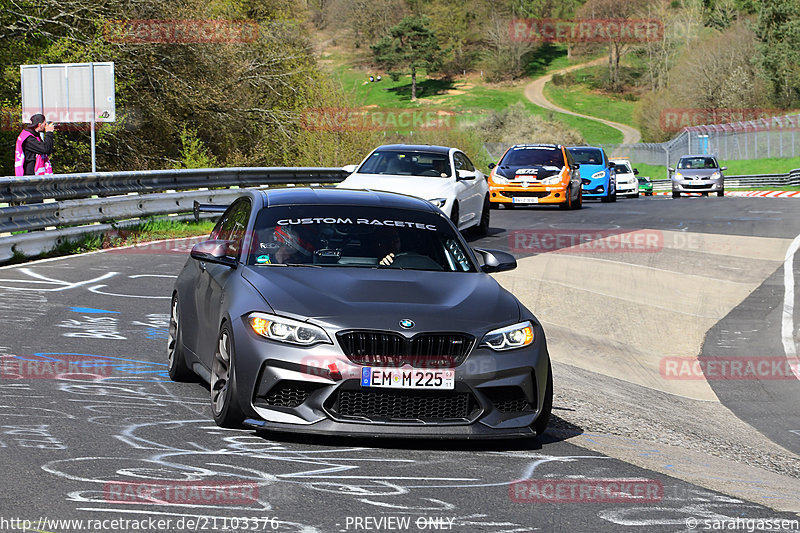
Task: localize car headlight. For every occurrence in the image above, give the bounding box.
[492,174,509,184]
[429,198,447,208]
[541,175,562,185]
[248,313,331,346]
[480,321,535,351]
[674,172,683,180]
[591,171,605,179]
[710,171,720,179]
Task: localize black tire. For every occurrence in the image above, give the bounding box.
[559,187,573,209]
[489,200,499,210]
[601,191,616,203]
[672,191,680,198]
[167,294,194,382]
[574,187,583,209]
[717,189,724,197]
[476,196,490,236]
[450,202,460,228]
[646,192,653,197]
[211,325,245,428]
[533,360,553,437]
[634,191,640,198]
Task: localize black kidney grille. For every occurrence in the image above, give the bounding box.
[334,389,474,422]
[337,331,473,367]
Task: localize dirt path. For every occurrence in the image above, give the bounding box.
[524,57,642,144]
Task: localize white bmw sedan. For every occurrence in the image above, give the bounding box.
[338,144,490,235]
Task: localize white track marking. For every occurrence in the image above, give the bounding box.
[781,233,800,360]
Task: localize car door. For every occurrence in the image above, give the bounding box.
[194,198,251,367]
[603,149,616,194]
[453,151,482,225]
[564,148,582,195]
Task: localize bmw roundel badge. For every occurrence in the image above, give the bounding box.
[399,319,415,329]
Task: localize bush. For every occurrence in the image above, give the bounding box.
[466,102,585,147]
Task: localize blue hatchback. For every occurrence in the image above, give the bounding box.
[567,146,616,202]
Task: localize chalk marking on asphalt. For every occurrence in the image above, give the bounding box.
[88,284,170,299]
[0,269,117,291]
[781,233,800,360]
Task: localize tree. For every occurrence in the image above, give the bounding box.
[575,0,651,91]
[755,0,800,108]
[371,15,443,101]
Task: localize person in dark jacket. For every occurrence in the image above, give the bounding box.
[14,114,54,176]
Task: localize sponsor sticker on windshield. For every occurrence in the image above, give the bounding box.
[276,218,438,231]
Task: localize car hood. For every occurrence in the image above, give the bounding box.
[675,169,720,177]
[241,266,521,332]
[337,173,453,200]
[577,164,606,178]
[493,164,561,180]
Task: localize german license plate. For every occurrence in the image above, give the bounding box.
[513,197,539,204]
[361,367,455,389]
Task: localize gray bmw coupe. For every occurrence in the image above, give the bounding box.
[168,187,552,438]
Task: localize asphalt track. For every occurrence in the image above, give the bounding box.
[0,195,799,533]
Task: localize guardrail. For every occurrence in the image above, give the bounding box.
[0,167,349,262]
[2,166,799,263]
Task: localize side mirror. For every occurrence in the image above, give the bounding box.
[191,240,238,268]
[607,161,616,169]
[473,248,517,273]
[668,167,675,172]
[720,166,727,171]
[633,168,639,175]
[573,163,580,169]
[457,169,476,181]
[487,162,496,170]
[342,164,358,174]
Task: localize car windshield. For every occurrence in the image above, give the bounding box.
[500,146,564,167]
[357,150,452,177]
[678,157,718,169]
[614,162,632,173]
[247,205,476,272]
[568,148,603,165]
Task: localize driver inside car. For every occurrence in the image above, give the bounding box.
[274,225,317,264]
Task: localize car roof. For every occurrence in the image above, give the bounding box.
[680,154,718,159]
[567,146,603,150]
[371,144,453,155]
[509,143,562,149]
[260,187,441,213]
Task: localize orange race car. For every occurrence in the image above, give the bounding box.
[488,144,583,209]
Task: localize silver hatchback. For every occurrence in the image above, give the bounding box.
[670,155,726,198]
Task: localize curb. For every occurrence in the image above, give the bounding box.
[651,190,800,198]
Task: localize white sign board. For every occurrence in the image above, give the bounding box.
[21,62,115,123]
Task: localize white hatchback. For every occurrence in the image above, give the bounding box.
[338,144,490,235]
[610,159,640,198]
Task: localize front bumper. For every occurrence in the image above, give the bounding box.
[672,178,723,192]
[489,184,568,205]
[230,317,550,439]
[617,181,637,194]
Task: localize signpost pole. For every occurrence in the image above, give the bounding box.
[89,62,96,173]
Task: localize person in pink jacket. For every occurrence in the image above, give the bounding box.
[14,114,54,176]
